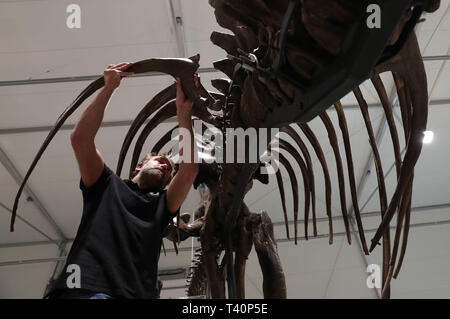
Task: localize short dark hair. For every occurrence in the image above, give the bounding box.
[130,152,176,183]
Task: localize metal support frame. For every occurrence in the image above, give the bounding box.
[167,0,187,58]
[0,146,67,239]
[0,200,59,245]
[0,54,446,88]
[2,202,450,267]
[0,239,64,249]
[1,98,450,136]
[42,241,67,297]
[2,201,449,250]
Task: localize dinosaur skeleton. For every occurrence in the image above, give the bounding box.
[10,0,440,299]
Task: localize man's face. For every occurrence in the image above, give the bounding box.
[144,156,173,181]
[135,156,173,191]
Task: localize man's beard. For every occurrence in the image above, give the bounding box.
[136,167,166,192]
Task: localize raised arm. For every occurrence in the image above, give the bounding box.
[166,77,199,214]
[70,62,134,188]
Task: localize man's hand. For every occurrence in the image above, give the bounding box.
[175,75,199,123]
[71,61,133,188]
[104,62,134,90]
[166,75,200,214]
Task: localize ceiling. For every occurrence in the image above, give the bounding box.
[0,0,450,299]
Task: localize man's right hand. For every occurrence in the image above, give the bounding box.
[71,62,132,188]
[104,62,134,90]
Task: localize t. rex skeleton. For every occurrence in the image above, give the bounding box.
[10,0,440,299]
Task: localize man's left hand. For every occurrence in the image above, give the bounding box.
[175,75,199,123]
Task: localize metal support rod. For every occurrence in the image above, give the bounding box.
[0,147,67,239]
[0,67,218,87]
[359,148,407,213]
[3,201,448,249]
[422,55,450,61]
[4,215,450,267]
[0,55,446,88]
[348,117,388,216]
[167,0,187,58]
[347,71,401,216]
[225,235,236,299]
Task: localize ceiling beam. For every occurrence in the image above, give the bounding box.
[428,47,450,103]
[422,55,450,61]
[0,67,218,87]
[0,239,64,249]
[0,146,67,240]
[1,201,449,250]
[0,200,60,246]
[3,213,450,267]
[1,99,449,136]
[0,55,447,88]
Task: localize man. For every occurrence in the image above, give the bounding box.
[45,62,199,299]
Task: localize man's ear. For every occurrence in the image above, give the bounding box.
[135,164,142,173]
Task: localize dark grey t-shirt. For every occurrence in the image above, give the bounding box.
[46,165,174,298]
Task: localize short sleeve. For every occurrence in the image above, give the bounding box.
[158,190,180,234]
[79,164,113,197]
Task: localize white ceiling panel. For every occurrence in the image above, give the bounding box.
[429,63,450,99]
[0,0,180,80]
[0,75,177,129]
[0,0,449,300]
[0,160,62,243]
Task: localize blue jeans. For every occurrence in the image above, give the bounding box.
[89,293,112,299]
[46,289,113,299]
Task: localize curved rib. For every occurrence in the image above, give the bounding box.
[118,87,221,177]
[277,153,299,244]
[371,75,402,178]
[275,167,290,240]
[280,125,317,239]
[130,101,177,177]
[11,57,204,231]
[392,72,411,140]
[353,86,391,290]
[211,78,231,95]
[152,125,179,154]
[278,139,310,243]
[129,101,213,177]
[393,177,413,279]
[116,84,176,176]
[319,112,352,245]
[369,33,428,254]
[381,176,413,298]
[297,123,333,244]
[334,101,368,254]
